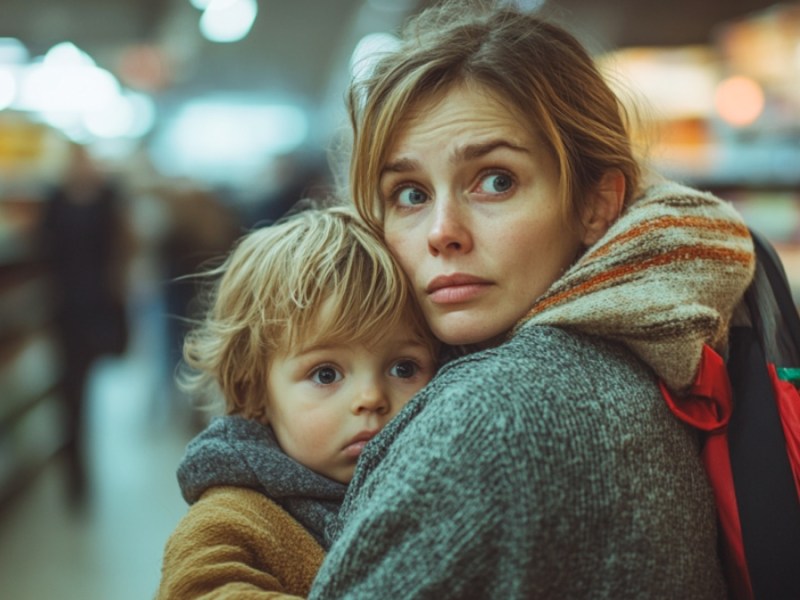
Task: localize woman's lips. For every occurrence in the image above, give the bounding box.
[426,274,492,305]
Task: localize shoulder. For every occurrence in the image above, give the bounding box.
[350,326,668,503]
[443,325,635,380]
[323,328,724,598]
[365,325,660,464]
[430,325,656,418]
[356,327,656,491]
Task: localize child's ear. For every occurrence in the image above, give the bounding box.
[580,169,625,247]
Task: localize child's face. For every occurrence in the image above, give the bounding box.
[266,319,436,484]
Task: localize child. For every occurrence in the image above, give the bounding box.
[156,205,438,599]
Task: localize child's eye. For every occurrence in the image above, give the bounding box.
[389,359,420,379]
[476,172,514,194]
[310,365,342,385]
[395,185,429,207]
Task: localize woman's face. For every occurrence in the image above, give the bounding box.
[380,84,589,346]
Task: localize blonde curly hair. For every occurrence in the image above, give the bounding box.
[179,205,436,421]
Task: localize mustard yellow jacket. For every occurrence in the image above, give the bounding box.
[157,486,323,599]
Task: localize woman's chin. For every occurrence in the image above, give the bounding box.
[430,313,511,348]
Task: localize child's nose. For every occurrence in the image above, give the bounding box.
[352,379,390,415]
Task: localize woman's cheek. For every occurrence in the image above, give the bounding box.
[386,231,417,277]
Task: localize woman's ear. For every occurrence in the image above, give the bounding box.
[580,169,625,246]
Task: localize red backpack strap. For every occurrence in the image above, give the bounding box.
[660,345,753,599]
[768,365,800,498]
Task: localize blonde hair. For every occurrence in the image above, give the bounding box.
[347,0,640,234]
[180,205,435,420]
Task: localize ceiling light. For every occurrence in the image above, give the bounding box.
[150,100,308,184]
[199,0,258,43]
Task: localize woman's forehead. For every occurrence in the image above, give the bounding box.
[386,83,541,161]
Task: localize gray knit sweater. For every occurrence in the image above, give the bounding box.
[310,326,726,598]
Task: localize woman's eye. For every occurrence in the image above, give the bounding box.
[477,172,514,194]
[395,186,429,207]
[389,359,420,379]
[310,366,342,385]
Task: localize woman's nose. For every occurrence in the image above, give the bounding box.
[352,379,390,415]
[427,194,472,256]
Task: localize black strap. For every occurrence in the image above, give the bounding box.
[749,228,800,352]
[726,230,800,600]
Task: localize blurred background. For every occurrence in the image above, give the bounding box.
[0,0,798,598]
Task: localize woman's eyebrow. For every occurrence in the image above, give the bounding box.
[381,157,418,176]
[381,139,529,177]
[457,139,530,162]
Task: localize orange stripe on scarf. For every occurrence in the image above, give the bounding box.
[527,245,754,319]
[592,216,751,259]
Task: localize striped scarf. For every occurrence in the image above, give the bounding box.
[516,181,756,392]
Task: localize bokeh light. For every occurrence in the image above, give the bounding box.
[714,75,765,127]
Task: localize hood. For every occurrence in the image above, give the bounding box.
[516,180,756,393]
[177,415,347,545]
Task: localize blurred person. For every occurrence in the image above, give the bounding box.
[157,183,240,424]
[156,206,438,598]
[39,142,133,506]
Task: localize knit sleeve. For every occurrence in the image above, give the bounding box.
[157,486,322,599]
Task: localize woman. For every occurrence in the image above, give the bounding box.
[310,2,755,598]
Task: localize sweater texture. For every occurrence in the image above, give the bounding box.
[309,183,755,599]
